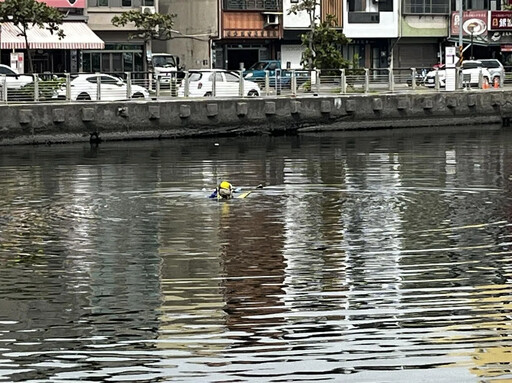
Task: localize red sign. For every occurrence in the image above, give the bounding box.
[451,10,488,36]
[223,29,280,39]
[0,0,85,7]
[490,11,512,30]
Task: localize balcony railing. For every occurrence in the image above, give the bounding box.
[402,0,449,14]
[223,0,281,11]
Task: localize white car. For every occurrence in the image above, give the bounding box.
[54,73,150,101]
[425,60,491,88]
[0,64,33,89]
[178,69,260,97]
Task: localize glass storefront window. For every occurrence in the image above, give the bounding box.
[124,52,133,72]
[113,53,122,72]
[92,53,101,72]
[82,53,91,72]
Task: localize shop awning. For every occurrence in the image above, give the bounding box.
[1,22,105,50]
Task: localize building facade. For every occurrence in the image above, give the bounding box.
[0,0,104,73]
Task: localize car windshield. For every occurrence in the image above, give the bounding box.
[463,62,481,69]
[188,73,203,81]
[153,56,176,68]
[480,60,500,68]
[248,62,268,70]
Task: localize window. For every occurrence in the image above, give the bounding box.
[0,66,16,75]
[98,0,108,6]
[223,0,280,11]
[122,0,131,6]
[225,72,239,82]
[403,0,449,14]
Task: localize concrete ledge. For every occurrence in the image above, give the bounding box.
[321,100,331,114]
[290,100,301,114]
[81,108,95,122]
[19,109,32,124]
[0,91,508,146]
[148,105,160,120]
[180,105,191,118]
[372,98,383,111]
[237,102,248,116]
[345,99,356,113]
[397,99,409,110]
[207,103,218,117]
[52,108,66,123]
[264,101,276,115]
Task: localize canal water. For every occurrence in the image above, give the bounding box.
[1,126,512,382]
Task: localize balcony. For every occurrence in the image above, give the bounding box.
[223,0,281,11]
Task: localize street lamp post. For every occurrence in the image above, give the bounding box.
[470,30,474,59]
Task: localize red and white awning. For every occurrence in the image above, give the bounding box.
[1,22,105,50]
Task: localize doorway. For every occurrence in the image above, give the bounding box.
[227,49,259,70]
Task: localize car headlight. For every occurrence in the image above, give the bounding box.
[245,73,253,79]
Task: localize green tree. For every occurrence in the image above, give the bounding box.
[288,1,350,71]
[0,0,65,74]
[112,11,176,69]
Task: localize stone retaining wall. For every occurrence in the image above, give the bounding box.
[0,91,510,145]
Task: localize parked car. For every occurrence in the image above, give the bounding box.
[478,59,505,87]
[54,73,150,101]
[424,60,491,88]
[243,60,310,88]
[0,64,33,89]
[243,60,281,80]
[178,69,260,97]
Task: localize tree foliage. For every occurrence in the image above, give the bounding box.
[111,11,177,43]
[288,0,350,71]
[0,0,65,73]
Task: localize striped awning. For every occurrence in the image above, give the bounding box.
[1,22,105,50]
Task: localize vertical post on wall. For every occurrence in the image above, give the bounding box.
[340,69,346,94]
[33,74,38,102]
[126,72,132,99]
[183,71,189,97]
[65,73,71,101]
[291,69,296,96]
[96,72,101,100]
[411,68,417,90]
[1,75,6,103]
[239,70,244,97]
[212,71,217,96]
[364,68,370,93]
[458,0,463,63]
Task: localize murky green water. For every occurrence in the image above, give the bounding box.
[1,126,512,382]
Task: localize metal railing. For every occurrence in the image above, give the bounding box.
[0,67,506,104]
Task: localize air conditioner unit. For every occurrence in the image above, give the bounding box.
[141,6,156,14]
[264,14,279,26]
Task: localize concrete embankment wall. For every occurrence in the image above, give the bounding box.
[1,91,510,145]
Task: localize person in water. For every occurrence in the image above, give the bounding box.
[209,181,234,199]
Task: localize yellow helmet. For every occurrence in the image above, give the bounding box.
[219,181,232,190]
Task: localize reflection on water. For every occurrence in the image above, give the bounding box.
[1,126,512,381]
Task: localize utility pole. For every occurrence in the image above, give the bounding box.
[458,0,463,55]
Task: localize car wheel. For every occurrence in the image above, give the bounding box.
[248,90,259,97]
[77,92,91,101]
[204,92,213,97]
[131,92,144,99]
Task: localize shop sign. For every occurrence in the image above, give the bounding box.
[37,0,85,8]
[450,10,488,36]
[490,11,512,30]
[223,29,279,38]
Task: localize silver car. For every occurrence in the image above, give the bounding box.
[478,59,505,87]
[424,60,491,88]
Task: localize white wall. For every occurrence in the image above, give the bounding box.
[343,7,399,38]
[282,0,319,29]
[281,45,305,69]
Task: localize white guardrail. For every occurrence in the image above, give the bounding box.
[0,67,507,103]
